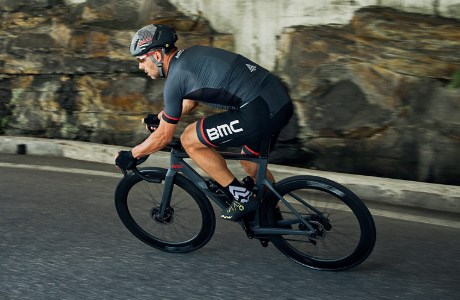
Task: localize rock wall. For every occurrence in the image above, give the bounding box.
[0,1,459,185]
[275,7,460,185]
[0,0,233,146]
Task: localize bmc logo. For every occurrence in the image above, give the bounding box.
[207,120,243,141]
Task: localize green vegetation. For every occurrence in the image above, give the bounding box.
[449,69,460,88]
[0,117,9,134]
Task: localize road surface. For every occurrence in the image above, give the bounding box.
[0,154,459,299]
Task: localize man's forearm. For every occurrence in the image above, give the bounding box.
[131,122,177,158]
[131,133,169,158]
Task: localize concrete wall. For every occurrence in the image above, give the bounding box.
[171,0,460,69]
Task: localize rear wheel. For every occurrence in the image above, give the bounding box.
[260,175,376,270]
[115,168,216,253]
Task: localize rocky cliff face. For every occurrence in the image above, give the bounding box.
[0,1,459,184]
[0,0,232,145]
[275,7,460,184]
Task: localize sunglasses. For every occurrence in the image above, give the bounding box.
[136,51,157,63]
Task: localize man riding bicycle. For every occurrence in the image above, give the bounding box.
[115,24,293,221]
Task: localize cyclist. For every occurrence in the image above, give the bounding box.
[115,24,293,221]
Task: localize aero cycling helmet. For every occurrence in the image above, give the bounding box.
[130,24,178,57]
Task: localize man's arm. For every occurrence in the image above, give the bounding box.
[182,99,199,115]
[158,99,199,120]
[132,99,198,158]
[131,119,176,158]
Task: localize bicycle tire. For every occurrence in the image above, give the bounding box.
[259,175,376,271]
[115,167,216,253]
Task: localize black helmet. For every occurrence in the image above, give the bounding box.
[130,24,178,56]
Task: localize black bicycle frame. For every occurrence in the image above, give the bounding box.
[134,141,318,237]
[154,148,264,213]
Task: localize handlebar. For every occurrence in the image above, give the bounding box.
[121,160,161,183]
[131,166,162,183]
[119,137,183,181]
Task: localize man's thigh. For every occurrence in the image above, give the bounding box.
[196,102,270,148]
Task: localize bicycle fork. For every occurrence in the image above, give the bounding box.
[155,168,176,221]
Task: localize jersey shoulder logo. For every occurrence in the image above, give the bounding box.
[175,49,184,58]
[246,64,257,72]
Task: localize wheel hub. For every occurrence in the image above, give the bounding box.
[300,214,332,239]
[150,206,174,224]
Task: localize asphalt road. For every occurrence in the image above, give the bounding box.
[1,154,459,300]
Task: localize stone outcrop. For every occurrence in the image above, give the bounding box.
[0,2,459,185]
[276,7,460,185]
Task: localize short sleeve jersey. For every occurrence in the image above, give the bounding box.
[161,46,269,124]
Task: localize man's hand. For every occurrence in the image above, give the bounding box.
[142,113,161,133]
[115,150,137,170]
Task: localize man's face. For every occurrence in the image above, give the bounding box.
[137,51,161,79]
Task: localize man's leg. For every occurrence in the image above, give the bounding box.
[240,159,283,211]
[181,122,235,187]
[181,122,259,221]
[240,159,275,183]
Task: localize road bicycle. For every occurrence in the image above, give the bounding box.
[114,135,376,271]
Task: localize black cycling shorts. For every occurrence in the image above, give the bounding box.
[196,96,293,156]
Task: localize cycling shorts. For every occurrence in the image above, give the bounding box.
[196,94,293,156]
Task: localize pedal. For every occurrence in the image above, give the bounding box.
[241,215,254,239]
[259,238,270,248]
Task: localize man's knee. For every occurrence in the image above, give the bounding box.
[180,124,193,148]
[180,122,202,151]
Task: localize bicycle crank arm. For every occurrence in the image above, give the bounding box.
[253,227,316,236]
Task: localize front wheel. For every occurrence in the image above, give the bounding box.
[260,175,376,271]
[115,168,216,253]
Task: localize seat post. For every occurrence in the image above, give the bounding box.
[254,136,271,197]
[259,135,271,159]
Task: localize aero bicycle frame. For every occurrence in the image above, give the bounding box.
[130,138,319,238]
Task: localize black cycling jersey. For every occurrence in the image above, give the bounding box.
[162,45,271,124]
[161,45,293,155]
